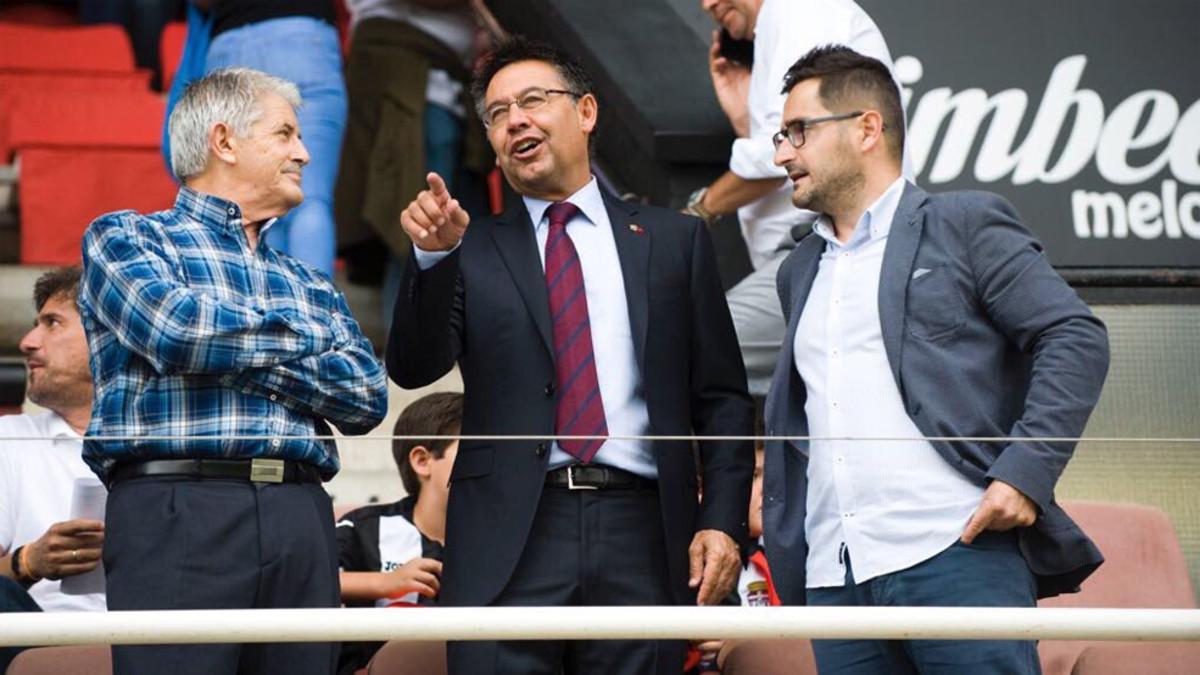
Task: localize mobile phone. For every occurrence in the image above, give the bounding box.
[717,28,754,67]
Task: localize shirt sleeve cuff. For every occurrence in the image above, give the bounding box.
[730,137,788,181]
[412,243,458,270]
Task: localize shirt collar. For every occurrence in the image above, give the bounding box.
[811,177,908,250]
[45,411,81,441]
[174,187,279,236]
[522,177,606,230]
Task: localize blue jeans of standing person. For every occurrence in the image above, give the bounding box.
[381,103,463,334]
[0,576,42,671]
[806,531,1041,674]
[206,16,347,278]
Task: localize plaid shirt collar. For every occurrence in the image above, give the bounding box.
[174,186,278,238]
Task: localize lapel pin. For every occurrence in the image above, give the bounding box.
[629,223,645,235]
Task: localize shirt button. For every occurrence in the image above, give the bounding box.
[832,401,839,408]
[543,382,555,397]
[269,394,277,401]
[836,456,844,463]
[535,443,548,458]
[227,207,236,215]
[271,439,281,448]
[842,512,854,518]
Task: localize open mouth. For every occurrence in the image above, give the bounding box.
[511,137,543,160]
[789,170,810,185]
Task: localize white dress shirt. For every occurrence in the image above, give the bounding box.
[731,0,900,269]
[414,178,656,478]
[794,177,983,588]
[0,411,107,611]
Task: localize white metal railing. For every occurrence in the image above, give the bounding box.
[2,607,1199,647]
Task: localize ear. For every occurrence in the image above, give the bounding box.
[577,92,598,134]
[209,121,238,167]
[858,110,886,154]
[409,445,434,479]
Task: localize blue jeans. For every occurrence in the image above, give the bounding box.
[1,576,42,671]
[206,16,347,277]
[381,103,464,333]
[806,531,1041,674]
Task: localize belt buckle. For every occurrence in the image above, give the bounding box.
[566,465,598,490]
[249,458,285,483]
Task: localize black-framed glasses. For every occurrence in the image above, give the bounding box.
[483,87,583,128]
[772,111,865,149]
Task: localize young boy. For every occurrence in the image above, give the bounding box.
[335,391,462,673]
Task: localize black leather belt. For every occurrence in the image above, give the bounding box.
[545,464,656,491]
[110,458,322,485]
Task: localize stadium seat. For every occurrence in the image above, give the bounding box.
[366,639,446,675]
[0,23,135,74]
[5,645,112,675]
[1039,500,1200,675]
[159,21,187,92]
[0,73,153,159]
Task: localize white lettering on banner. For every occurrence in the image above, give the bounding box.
[896,54,1200,240]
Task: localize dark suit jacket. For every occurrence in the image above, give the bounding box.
[763,182,1110,604]
[387,187,754,607]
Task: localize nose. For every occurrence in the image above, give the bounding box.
[294,136,310,167]
[505,102,532,131]
[18,324,41,355]
[773,138,793,167]
[701,0,718,11]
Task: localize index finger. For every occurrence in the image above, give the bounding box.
[52,519,105,535]
[960,508,990,544]
[426,172,450,197]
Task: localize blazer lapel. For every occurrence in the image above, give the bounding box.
[603,190,650,370]
[489,201,554,356]
[877,182,928,388]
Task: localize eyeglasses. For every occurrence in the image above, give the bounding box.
[483,87,583,128]
[771,111,865,149]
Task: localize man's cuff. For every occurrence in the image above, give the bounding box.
[730,137,788,180]
[412,242,459,270]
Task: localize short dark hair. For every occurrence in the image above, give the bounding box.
[781,45,904,161]
[33,266,82,312]
[470,35,595,121]
[392,392,464,498]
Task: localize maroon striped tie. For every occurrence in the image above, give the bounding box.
[544,201,608,462]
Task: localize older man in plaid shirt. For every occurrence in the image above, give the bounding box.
[79,68,387,675]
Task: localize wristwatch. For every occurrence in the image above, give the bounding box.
[684,187,719,227]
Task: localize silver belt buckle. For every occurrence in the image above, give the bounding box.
[566,465,597,490]
[250,458,285,483]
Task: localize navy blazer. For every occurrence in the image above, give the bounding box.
[387,188,754,608]
[763,182,1110,604]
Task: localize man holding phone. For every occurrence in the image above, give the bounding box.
[691,0,902,396]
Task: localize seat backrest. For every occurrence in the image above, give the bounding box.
[6,645,113,675]
[0,24,135,74]
[159,22,187,92]
[366,640,447,675]
[1041,500,1195,610]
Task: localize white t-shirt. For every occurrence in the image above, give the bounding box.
[0,411,107,612]
[730,0,906,268]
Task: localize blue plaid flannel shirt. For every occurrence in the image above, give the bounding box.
[79,187,388,481]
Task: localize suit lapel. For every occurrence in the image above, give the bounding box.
[489,201,554,355]
[877,182,928,388]
[603,190,650,371]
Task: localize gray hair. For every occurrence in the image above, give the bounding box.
[168,67,302,180]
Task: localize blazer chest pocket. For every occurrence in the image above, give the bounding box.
[906,265,967,341]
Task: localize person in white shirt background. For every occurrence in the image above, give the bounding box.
[0,266,106,670]
[690,0,907,396]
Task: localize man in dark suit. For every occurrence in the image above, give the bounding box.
[763,46,1110,673]
[387,36,754,675]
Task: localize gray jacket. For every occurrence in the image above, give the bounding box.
[763,182,1110,604]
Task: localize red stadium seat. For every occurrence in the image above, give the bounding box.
[0,73,153,159]
[159,21,187,92]
[0,23,136,74]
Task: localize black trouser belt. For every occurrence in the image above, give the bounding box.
[110,458,322,485]
[545,464,656,491]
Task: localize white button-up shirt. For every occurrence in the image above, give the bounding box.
[414,178,655,478]
[794,177,983,588]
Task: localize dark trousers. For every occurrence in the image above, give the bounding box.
[806,531,1041,675]
[0,576,42,671]
[104,477,340,675]
[448,486,687,675]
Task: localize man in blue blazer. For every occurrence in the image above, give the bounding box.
[388,37,754,675]
[763,45,1109,673]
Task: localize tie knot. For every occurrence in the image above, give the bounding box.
[546,201,581,230]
